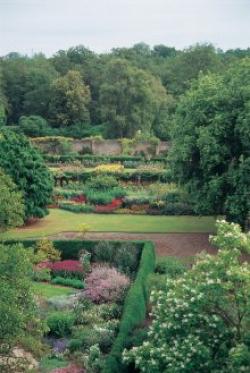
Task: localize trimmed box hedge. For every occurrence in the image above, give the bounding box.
[103,241,156,373]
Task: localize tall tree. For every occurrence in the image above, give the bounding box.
[99,59,167,138]
[0,128,53,219]
[169,58,250,226]
[0,169,24,231]
[2,54,57,123]
[49,70,91,127]
[162,44,223,95]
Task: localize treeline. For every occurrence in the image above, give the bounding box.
[0,43,249,139]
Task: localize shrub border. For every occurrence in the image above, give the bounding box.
[5,238,156,372]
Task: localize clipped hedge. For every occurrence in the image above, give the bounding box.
[5,239,144,263]
[44,153,167,165]
[58,202,94,213]
[103,241,156,373]
[54,169,172,185]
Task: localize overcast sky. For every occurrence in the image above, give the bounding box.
[0,0,249,56]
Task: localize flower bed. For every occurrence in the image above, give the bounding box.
[6,239,155,372]
[41,260,84,279]
[94,198,123,213]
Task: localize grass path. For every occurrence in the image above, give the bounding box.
[33,282,75,298]
[2,209,217,240]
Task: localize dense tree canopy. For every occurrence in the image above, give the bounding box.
[0,169,24,231]
[0,128,53,219]
[49,70,91,127]
[1,54,57,123]
[99,59,167,137]
[0,43,249,139]
[169,58,250,226]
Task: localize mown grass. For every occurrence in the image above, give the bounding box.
[1,209,217,240]
[33,282,75,298]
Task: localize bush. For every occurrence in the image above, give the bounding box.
[33,268,51,282]
[93,241,141,276]
[155,257,187,277]
[85,175,119,190]
[51,277,85,289]
[99,304,122,321]
[18,115,51,137]
[59,202,94,213]
[35,238,61,263]
[85,190,114,205]
[47,311,75,337]
[84,265,130,304]
[44,260,84,279]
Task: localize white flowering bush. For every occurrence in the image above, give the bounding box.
[123,223,250,372]
[210,219,250,254]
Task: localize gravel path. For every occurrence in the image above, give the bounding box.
[48,231,216,257]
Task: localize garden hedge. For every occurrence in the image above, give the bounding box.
[54,169,172,185]
[44,153,167,165]
[103,241,156,373]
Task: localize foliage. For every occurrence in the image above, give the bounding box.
[123,237,250,372]
[79,249,91,274]
[33,268,51,282]
[210,219,250,254]
[99,59,167,138]
[85,174,119,190]
[93,241,141,276]
[169,58,250,226]
[45,260,84,279]
[51,276,85,289]
[58,202,94,213]
[39,356,69,372]
[0,168,24,231]
[84,265,130,303]
[0,243,43,370]
[18,115,50,137]
[47,311,75,337]
[35,238,61,263]
[49,70,91,127]
[0,128,53,219]
[155,256,187,276]
[104,242,156,373]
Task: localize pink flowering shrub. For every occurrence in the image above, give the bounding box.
[84,265,130,303]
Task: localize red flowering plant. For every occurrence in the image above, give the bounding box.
[70,194,86,204]
[95,198,123,213]
[42,260,84,280]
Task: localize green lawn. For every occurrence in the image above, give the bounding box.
[33,282,75,298]
[2,209,217,239]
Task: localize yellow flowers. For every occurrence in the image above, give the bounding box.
[94,163,124,173]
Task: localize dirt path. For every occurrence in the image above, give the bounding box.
[48,231,216,257]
